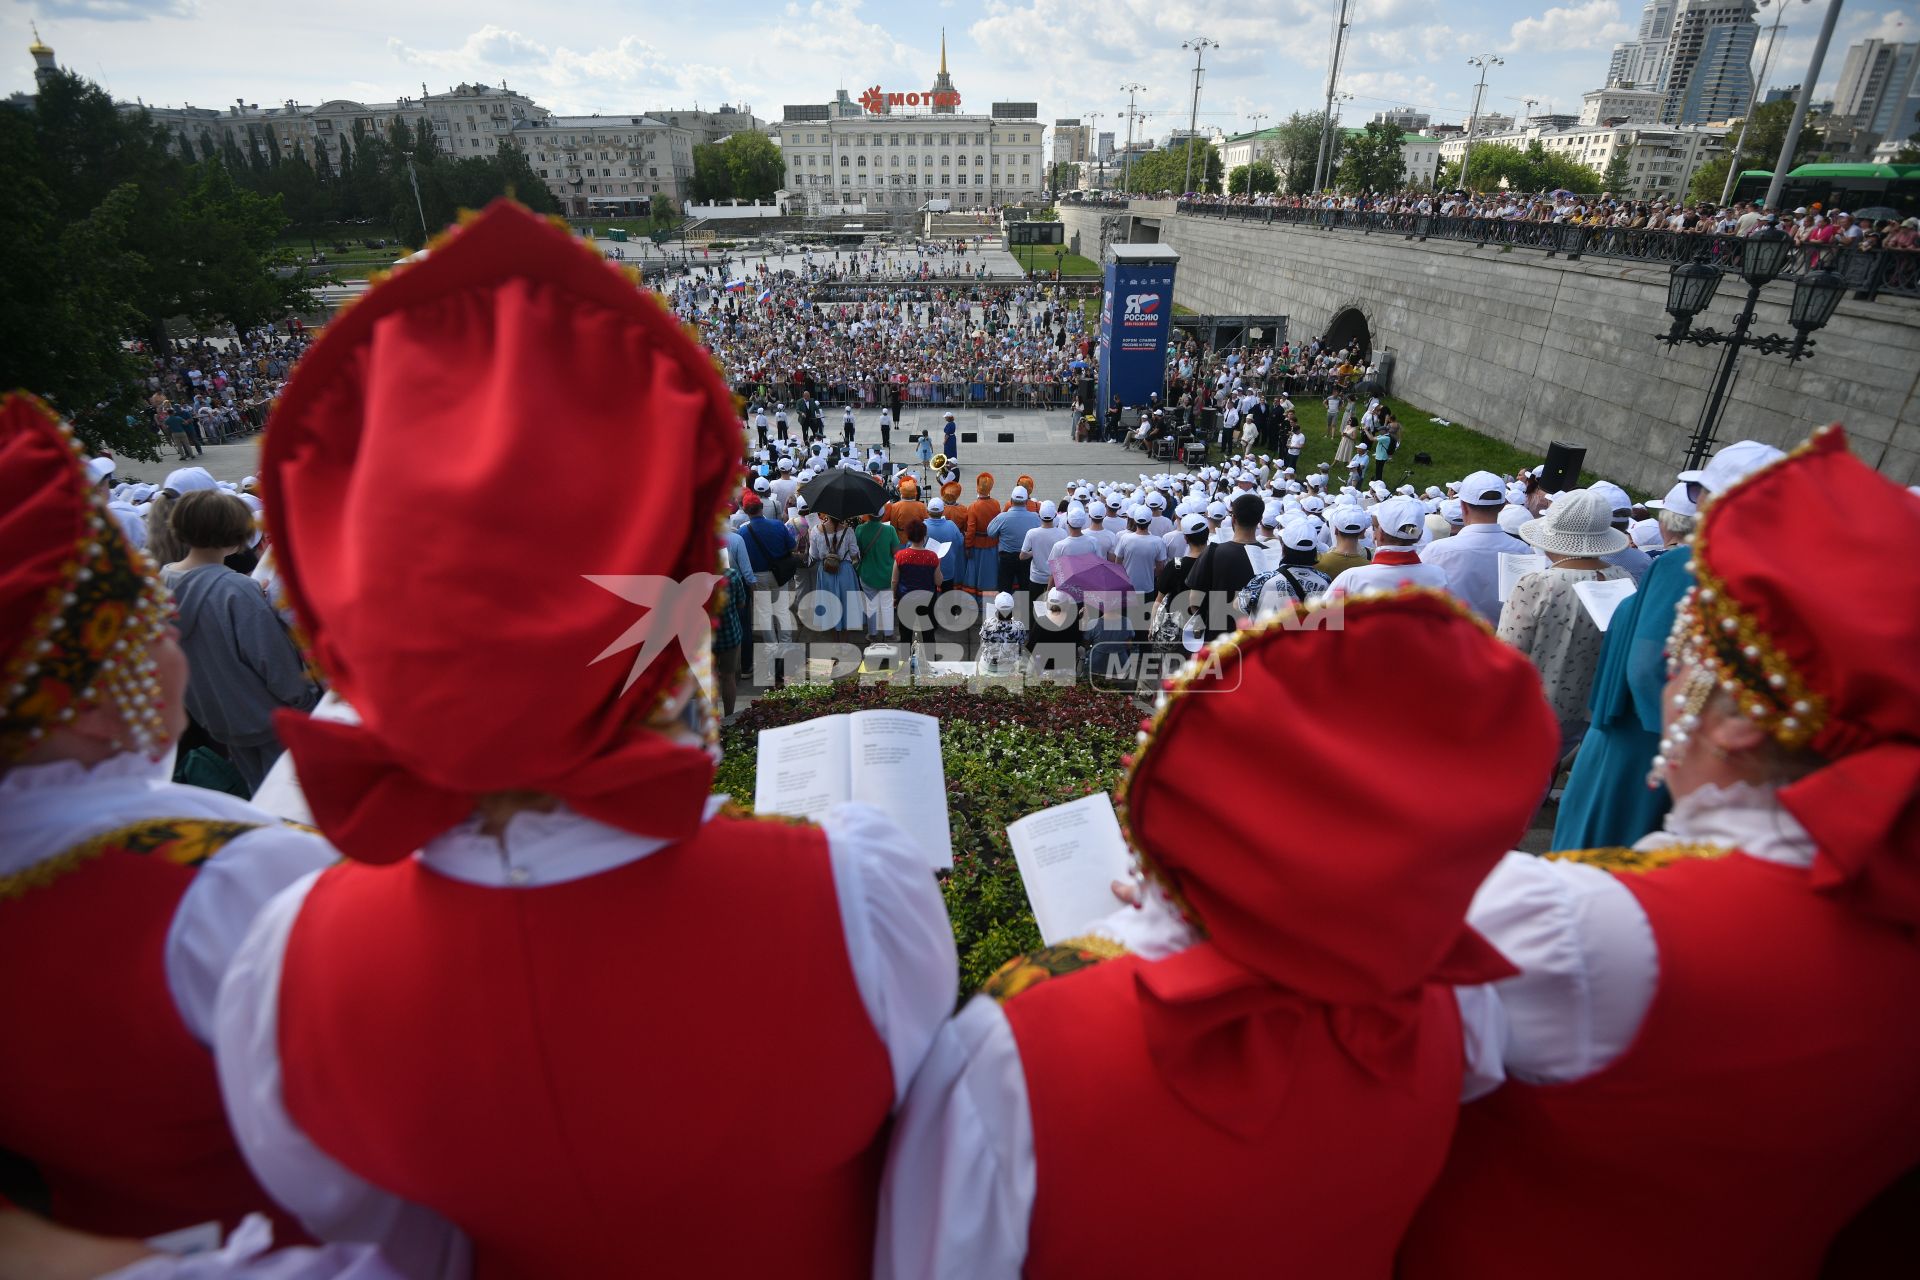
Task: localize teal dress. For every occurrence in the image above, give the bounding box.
[1551,547,1693,852]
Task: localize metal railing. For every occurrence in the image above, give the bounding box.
[1171,201,1920,300]
[740,379,1083,411]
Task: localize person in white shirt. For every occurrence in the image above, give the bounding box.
[1328,496,1450,594]
[1114,504,1171,594]
[1020,501,1067,587]
[1419,470,1532,622]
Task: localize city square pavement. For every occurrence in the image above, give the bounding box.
[131,407,1195,498]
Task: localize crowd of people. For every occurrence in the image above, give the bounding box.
[1179,187,1920,251]
[131,328,313,460]
[4,200,1919,1280]
[668,275,1093,409]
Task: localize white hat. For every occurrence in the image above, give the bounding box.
[1260,503,1283,530]
[1630,518,1664,552]
[1011,484,1030,501]
[1147,491,1166,508]
[1441,498,1465,526]
[1590,481,1632,516]
[944,410,956,419]
[1329,506,1371,535]
[779,457,794,471]
[86,456,116,483]
[1131,503,1152,522]
[162,467,217,494]
[1369,480,1391,498]
[1372,496,1427,541]
[238,493,265,515]
[1396,484,1416,497]
[1700,440,1787,495]
[1645,481,1697,516]
[1206,500,1228,521]
[1497,504,1532,536]
[1300,494,1325,514]
[1038,500,1058,521]
[753,477,770,492]
[1090,502,1108,520]
[1277,519,1319,552]
[1424,485,1445,499]
[1458,470,1506,506]
[1519,489,1630,556]
[1066,508,1090,529]
[994,591,1016,614]
[1181,513,1211,537]
[929,497,945,514]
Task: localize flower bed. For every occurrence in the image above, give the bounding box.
[716,682,1139,990]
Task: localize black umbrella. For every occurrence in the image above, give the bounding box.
[799,468,887,521]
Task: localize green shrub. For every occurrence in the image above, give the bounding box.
[717,681,1138,990]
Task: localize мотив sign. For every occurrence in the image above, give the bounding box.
[858,86,963,113]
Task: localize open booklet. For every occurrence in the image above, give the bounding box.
[1572,576,1637,631]
[1005,792,1135,945]
[753,710,953,868]
[1497,551,1550,603]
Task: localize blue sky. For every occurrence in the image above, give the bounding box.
[5,0,1913,139]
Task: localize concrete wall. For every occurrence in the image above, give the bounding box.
[1106,210,1920,493]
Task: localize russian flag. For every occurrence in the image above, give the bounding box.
[757,288,773,304]
[724,279,747,293]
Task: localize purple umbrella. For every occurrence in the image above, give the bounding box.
[1051,553,1134,601]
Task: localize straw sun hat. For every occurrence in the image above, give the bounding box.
[1519,488,1629,557]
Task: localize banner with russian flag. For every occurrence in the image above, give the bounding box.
[724,279,748,293]
[756,287,773,304]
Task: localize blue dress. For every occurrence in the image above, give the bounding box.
[808,527,865,634]
[1551,547,1694,851]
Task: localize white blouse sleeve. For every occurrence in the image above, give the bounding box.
[1468,851,1659,1084]
[822,803,961,1108]
[105,1215,411,1280]
[875,996,1032,1280]
[165,827,340,1046]
[212,874,472,1280]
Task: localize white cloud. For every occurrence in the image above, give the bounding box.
[1502,0,1632,55]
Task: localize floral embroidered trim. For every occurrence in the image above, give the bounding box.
[0,817,266,902]
[0,394,172,762]
[1671,426,1833,752]
[982,934,1130,1004]
[1546,842,1734,874]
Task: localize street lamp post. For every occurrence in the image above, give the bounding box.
[1086,111,1103,192]
[1181,37,1219,195]
[1242,111,1268,194]
[1120,84,1145,194]
[1314,0,1353,192]
[1656,227,1845,471]
[1463,54,1504,190]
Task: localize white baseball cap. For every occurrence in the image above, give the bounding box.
[1277,519,1320,552]
[86,457,116,483]
[1066,509,1090,529]
[1590,481,1632,516]
[1090,502,1108,520]
[1699,440,1787,495]
[753,477,770,492]
[1011,484,1030,501]
[1458,470,1506,506]
[1329,506,1371,535]
[1645,481,1698,516]
[1372,496,1427,540]
[994,591,1016,614]
[928,498,945,514]
[1206,500,1229,521]
[1131,503,1152,522]
[1441,498,1465,526]
[1038,500,1057,520]
[1497,504,1531,536]
[1147,491,1166,508]
[1181,513,1210,537]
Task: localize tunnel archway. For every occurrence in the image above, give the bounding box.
[1321,306,1372,361]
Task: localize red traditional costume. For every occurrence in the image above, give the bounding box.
[877,590,1558,1278]
[1403,426,1920,1279]
[212,202,955,1280]
[963,472,1002,597]
[0,394,335,1241]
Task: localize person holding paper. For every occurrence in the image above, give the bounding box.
[212,204,957,1280]
[877,589,1559,1279]
[1496,489,1633,764]
[1405,427,1920,1279]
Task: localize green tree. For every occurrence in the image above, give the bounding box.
[1339,120,1407,192]
[1687,99,1824,202]
[1601,151,1631,194]
[1894,144,1920,164]
[1273,111,1333,193]
[1226,159,1279,194]
[689,142,729,203]
[1458,141,1600,194]
[1046,160,1078,192]
[720,131,783,202]
[1125,139,1222,194]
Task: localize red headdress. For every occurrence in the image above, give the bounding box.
[1673,425,1920,927]
[1118,590,1557,1131]
[975,471,995,497]
[0,393,172,761]
[262,201,741,864]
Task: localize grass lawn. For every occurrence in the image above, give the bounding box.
[1206,394,1608,492]
[1011,244,1101,277]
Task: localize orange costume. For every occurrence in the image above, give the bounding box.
[886,476,929,542]
[963,472,1002,595]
